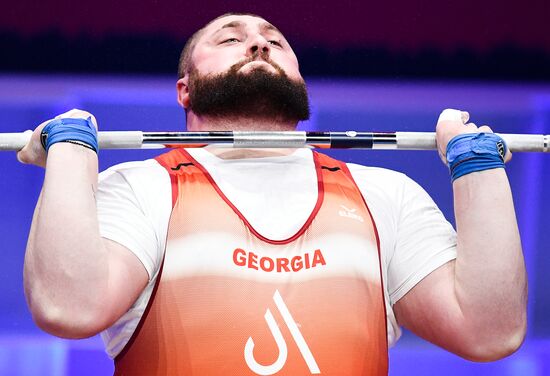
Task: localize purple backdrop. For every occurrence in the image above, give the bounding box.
[0,75,549,375]
[2,1,549,51]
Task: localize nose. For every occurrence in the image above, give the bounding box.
[246,34,270,58]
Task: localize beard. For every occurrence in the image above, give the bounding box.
[187,55,310,123]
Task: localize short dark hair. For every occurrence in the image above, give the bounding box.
[177,12,264,78]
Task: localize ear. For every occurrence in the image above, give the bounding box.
[176,75,190,109]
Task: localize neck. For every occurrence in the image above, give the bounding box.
[185,113,298,132]
[204,146,300,160]
[185,113,302,159]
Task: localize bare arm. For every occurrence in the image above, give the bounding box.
[393,110,527,361]
[20,111,148,339]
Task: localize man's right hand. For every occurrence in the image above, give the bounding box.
[22,108,149,339]
[17,109,98,167]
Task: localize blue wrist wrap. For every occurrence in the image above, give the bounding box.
[446,133,507,182]
[40,117,98,153]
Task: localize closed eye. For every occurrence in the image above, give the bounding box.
[269,40,282,47]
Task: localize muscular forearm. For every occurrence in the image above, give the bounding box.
[23,143,108,337]
[453,168,527,354]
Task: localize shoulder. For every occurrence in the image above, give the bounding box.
[346,163,409,183]
[347,161,436,198]
[346,162,419,205]
[97,159,172,214]
[99,159,168,181]
[98,159,170,193]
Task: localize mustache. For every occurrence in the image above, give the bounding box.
[229,51,284,73]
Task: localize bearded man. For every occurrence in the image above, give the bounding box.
[18,13,526,376]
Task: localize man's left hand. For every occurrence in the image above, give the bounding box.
[435,108,512,165]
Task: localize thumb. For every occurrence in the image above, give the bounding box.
[437,109,468,124]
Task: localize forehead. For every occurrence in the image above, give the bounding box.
[200,15,282,40]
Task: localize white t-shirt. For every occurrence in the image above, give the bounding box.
[97,148,457,358]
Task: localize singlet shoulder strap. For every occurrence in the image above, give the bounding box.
[313,151,354,179]
[155,149,196,175]
[154,149,199,208]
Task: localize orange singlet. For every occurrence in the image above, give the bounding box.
[114,149,388,375]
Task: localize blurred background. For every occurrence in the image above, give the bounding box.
[1,1,549,375]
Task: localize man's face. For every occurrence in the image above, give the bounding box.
[190,14,303,82]
[177,14,310,125]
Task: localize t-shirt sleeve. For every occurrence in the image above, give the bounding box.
[96,161,171,280]
[386,174,457,305]
[348,164,457,307]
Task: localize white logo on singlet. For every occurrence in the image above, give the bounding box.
[244,290,321,375]
[338,205,364,222]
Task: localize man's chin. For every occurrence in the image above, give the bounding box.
[188,64,310,121]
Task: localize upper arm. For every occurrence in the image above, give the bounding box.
[391,259,520,361]
[98,238,150,330]
[392,260,470,356]
[97,162,170,278]
[387,175,469,356]
[92,162,171,332]
[391,172,526,360]
[348,165,459,345]
[384,173,457,305]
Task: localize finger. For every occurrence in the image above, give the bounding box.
[436,109,464,163]
[88,114,98,130]
[34,119,51,140]
[17,142,39,165]
[54,108,88,120]
[17,120,51,166]
[438,109,463,123]
[16,150,28,164]
[438,148,447,164]
[54,109,98,130]
[503,149,512,163]
[478,125,493,133]
[460,111,470,124]
[498,137,512,163]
